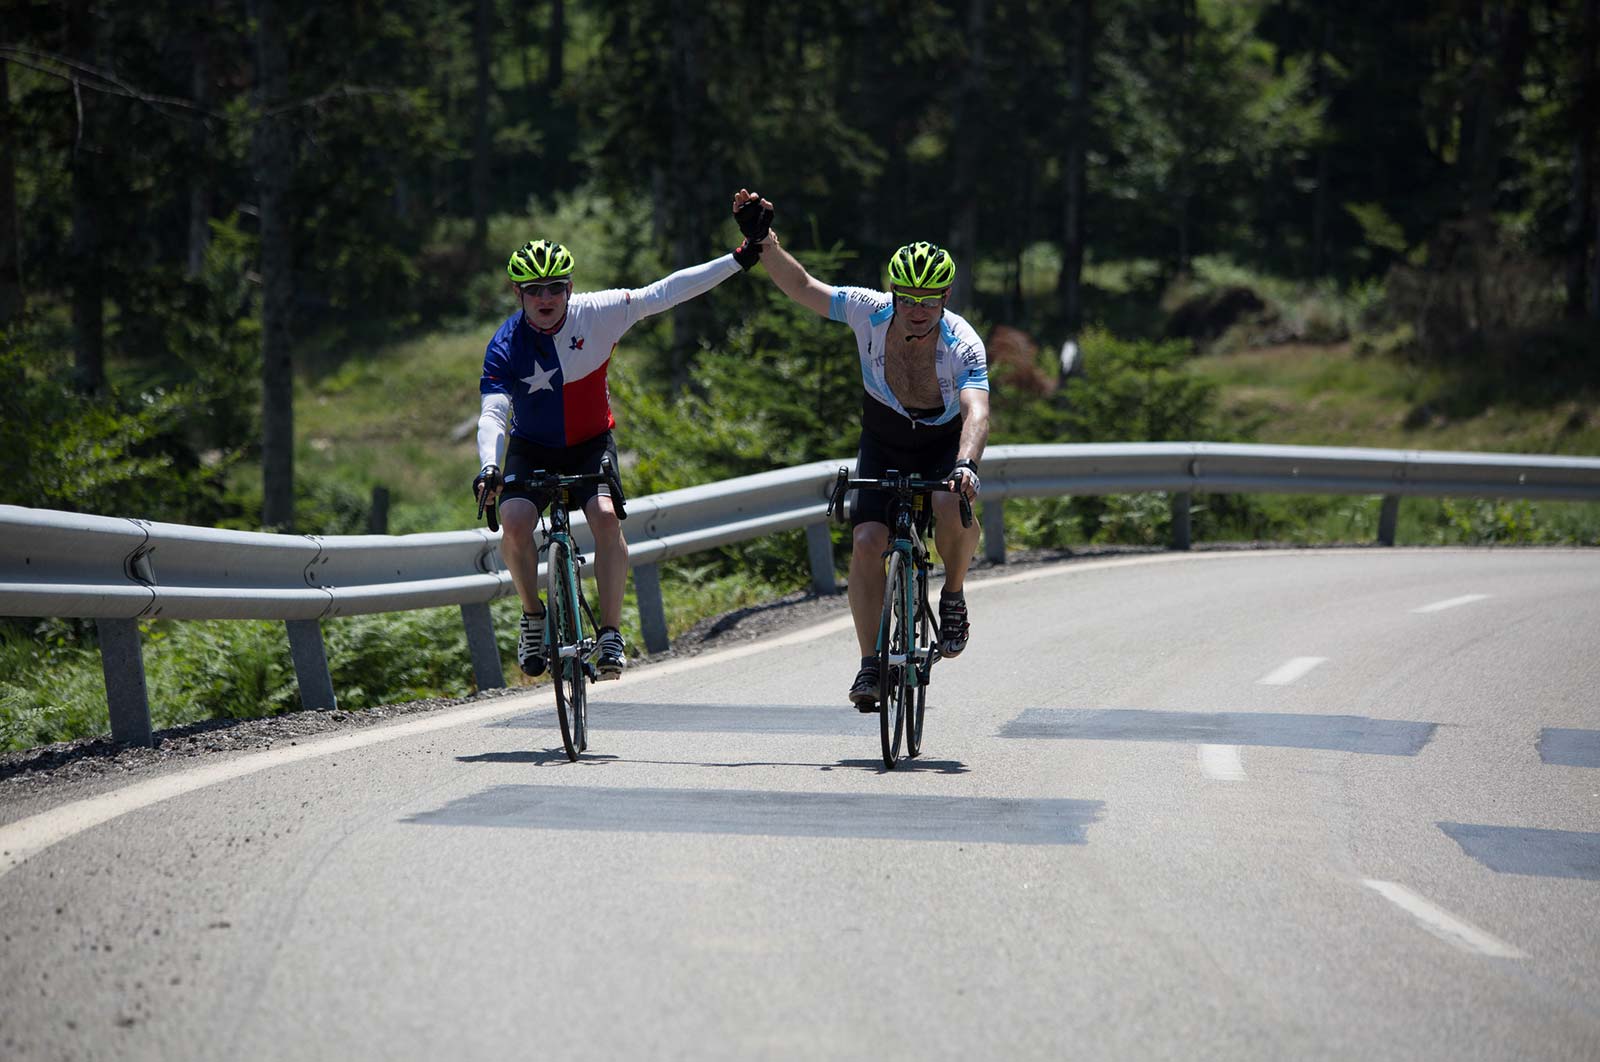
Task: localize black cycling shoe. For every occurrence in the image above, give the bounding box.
[517,608,546,677]
[848,662,881,712]
[939,592,969,658]
[594,628,626,681]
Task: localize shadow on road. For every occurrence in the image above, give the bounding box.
[456,749,619,766]
[406,783,1101,844]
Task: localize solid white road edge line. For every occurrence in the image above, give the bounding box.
[1257,656,1327,686]
[1411,593,1491,614]
[1361,879,1526,959]
[0,548,1501,878]
[1198,744,1246,781]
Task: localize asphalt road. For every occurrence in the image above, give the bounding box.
[2,549,1598,1061]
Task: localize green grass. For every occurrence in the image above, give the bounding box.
[1191,343,1600,456]
[294,325,490,534]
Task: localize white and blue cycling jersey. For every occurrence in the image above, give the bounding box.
[828,286,989,425]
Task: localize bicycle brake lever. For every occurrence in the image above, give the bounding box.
[600,457,628,520]
[828,467,849,522]
[475,488,501,533]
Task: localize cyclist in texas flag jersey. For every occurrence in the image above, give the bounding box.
[474,228,768,680]
[731,188,989,711]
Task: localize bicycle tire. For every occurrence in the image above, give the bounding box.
[906,567,931,758]
[548,538,587,761]
[878,551,909,768]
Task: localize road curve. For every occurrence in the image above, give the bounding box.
[2,548,1598,1061]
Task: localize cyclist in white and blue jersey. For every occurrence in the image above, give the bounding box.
[732,189,990,709]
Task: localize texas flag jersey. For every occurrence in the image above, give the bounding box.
[477,254,742,460]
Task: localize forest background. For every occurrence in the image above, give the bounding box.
[2,0,1598,747]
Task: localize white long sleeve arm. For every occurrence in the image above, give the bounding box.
[476,392,510,468]
[622,253,742,325]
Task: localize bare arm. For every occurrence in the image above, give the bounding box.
[957,387,990,465]
[757,231,836,318]
[949,387,990,502]
[730,187,835,318]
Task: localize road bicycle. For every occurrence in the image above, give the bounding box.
[828,468,972,769]
[480,458,627,761]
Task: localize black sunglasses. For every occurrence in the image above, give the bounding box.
[519,280,569,296]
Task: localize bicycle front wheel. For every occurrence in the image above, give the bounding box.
[906,567,931,758]
[548,538,587,761]
[878,551,909,768]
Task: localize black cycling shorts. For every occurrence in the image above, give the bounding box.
[850,395,962,530]
[500,431,621,514]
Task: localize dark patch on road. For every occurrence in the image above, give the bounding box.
[1538,729,1600,768]
[1439,822,1600,881]
[998,708,1437,756]
[492,702,871,736]
[406,784,1103,845]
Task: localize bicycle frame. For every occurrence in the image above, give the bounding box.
[882,494,937,680]
[828,467,972,766]
[539,491,599,666]
[479,457,626,761]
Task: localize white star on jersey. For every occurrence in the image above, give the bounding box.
[520,363,558,394]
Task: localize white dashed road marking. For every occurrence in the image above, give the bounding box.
[1257,657,1327,686]
[1361,879,1525,958]
[1198,744,1246,781]
[1411,594,1490,614]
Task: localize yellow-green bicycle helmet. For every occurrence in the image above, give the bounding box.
[507,239,575,284]
[887,241,956,289]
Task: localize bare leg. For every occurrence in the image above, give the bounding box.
[498,498,544,614]
[931,493,981,593]
[583,493,628,630]
[848,522,890,656]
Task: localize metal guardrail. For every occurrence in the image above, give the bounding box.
[4,443,1599,745]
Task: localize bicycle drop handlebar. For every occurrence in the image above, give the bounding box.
[827,467,974,529]
[478,456,628,529]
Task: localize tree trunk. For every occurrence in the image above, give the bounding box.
[68,0,105,394]
[1467,0,1531,218]
[1591,197,1600,320]
[187,3,214,278]
[947,0,989,312]
[251,0,296,530]
[470,0,492,253]
[1567,0,1599,318]
[1310,7,1332,276]
[664,0,712,383]
[1057,0,1093,335]
[0,57,22,325]
[1173,0,1195,274]
[545,0,566,94]
[518,0,535,115]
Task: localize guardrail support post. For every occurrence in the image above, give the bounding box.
[981,501,1007,564]
[1377,495,1400,546]
[1170,492,1192,551]
[460,602,505,691]
[286,619,338,710]
[633,563,670,654]
[805,523,837,594]
[97,618,153,746]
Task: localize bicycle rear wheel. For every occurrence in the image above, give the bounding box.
[878,551,909,768]
[548,538,587,761]
[906,567,931,758]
